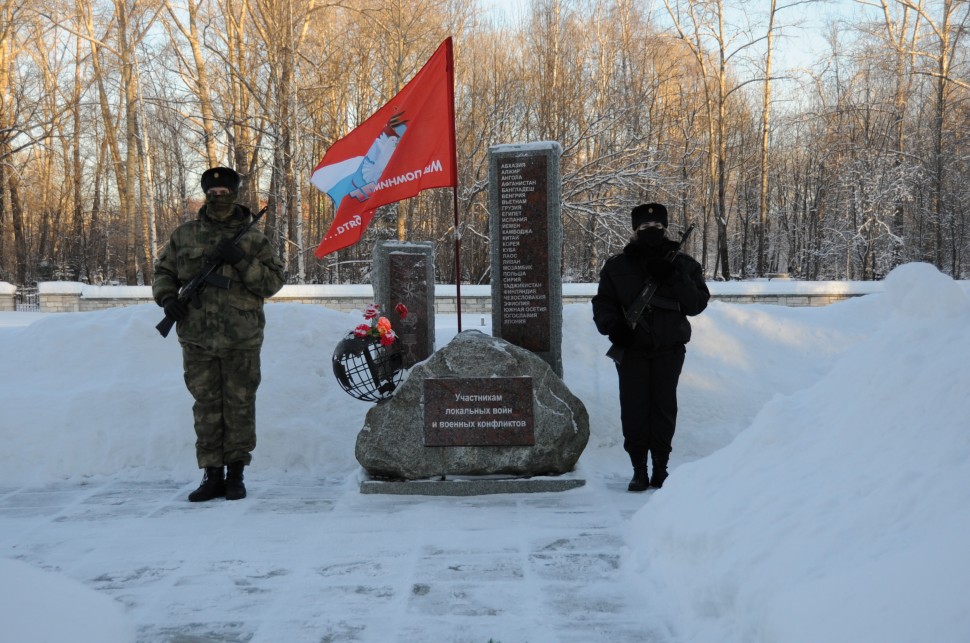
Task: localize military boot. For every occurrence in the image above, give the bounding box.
[188,467,225,502]
[225,461,247,500]
[650,454,669,489]
[626,449,649,492]
[627,467,649,492]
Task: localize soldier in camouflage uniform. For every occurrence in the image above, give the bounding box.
[153,167,286,502]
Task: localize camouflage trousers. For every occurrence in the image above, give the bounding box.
[182,343,261,468]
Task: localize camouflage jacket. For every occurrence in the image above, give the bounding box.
[152,204,286,350]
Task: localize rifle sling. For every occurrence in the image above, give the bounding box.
[203,272,231,289]
[625,283,682,324]
[626,294,681,331]
[647,295,680,312]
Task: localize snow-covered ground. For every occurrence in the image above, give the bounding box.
[1,262,968,642]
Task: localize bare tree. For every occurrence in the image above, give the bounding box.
[885,0,969,272]
[662,0,763,279]
[162,0,220,166]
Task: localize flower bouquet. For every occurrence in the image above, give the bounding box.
[352,302,408,346]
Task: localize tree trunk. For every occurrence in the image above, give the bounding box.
[758,0,777,277]
[163,0,218,166]
[8,168,26,284]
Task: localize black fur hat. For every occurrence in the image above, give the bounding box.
[200,166,241,193]
[631,203,668,229]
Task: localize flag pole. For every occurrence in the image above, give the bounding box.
[452,186,462,333]
[444,37,462,334]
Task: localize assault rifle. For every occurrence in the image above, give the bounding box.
[606,223,695,365]
[156,206,267,338]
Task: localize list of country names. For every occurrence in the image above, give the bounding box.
[498,158,549,333]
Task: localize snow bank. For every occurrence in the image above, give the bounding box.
[0,558,134,643]
[626,263,970,642]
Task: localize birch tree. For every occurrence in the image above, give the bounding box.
[881,0,970,272]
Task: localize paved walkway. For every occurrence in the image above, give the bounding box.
[1,470,664,642]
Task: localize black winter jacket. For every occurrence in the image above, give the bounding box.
[592,238,710,354]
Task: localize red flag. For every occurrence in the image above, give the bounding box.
[311,38,457,258]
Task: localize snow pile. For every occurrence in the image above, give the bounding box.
[0,304,367,486]
[626,263,970,642]
[0,558,135,643]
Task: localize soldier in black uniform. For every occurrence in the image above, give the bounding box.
[153,167,286,502]
[592,203,709,491]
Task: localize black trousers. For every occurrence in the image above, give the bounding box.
[616,346,686,469]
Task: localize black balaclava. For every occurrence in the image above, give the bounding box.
[205,192,237,221]
[637,226,666,247]
[200,166,242,222]
[631,203,668,248]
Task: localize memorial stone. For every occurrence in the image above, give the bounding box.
[488,142,563,377]
[355,330,588,481]
[372,241,435,368]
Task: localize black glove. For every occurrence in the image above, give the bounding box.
[644,257,676,282]
[162,297,189,322]
[608,323,636,348]
[212,238,246,265]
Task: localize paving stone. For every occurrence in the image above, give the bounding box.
[1,472,661,642]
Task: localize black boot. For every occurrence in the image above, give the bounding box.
[188,467,225,502]
[627,467,649,492]
[627,449,649,492]
[650,454,669,489]
[225,461,247,500]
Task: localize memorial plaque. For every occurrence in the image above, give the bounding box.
[423,377,535,447]
[488,142,563,377]
[496,155,550,352]
[372,241,435,368]
[389,253,431,368]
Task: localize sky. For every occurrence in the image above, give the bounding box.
[480,0,870,75]
[1,262,969,642]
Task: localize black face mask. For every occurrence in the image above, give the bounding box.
[637,227,666,247]
[205,192,237,221]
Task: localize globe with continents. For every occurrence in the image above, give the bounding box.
[332,333,404,402]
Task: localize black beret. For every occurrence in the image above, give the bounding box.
[200,166,241,193]
[631,203,668,229]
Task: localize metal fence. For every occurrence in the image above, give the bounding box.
[15,286,39,312]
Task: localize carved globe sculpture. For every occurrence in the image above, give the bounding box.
[332,333,404,402]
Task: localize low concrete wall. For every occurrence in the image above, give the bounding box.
[37,282,85,312]
[0,279,890,314]
[0,282,15,312]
